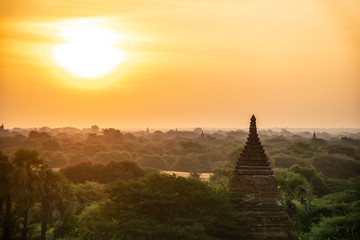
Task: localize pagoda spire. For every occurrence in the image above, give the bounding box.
[235,114,269,168]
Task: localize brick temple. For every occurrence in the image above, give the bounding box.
[230,115,291,240]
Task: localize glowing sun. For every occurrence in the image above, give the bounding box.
[52,20,126,79]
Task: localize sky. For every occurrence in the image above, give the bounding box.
[1,0,359,129]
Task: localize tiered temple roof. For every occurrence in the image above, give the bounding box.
[236,115,270,167]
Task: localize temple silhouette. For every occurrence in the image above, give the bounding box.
[230,115,291,239]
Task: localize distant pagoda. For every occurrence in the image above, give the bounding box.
[230,115,291,240]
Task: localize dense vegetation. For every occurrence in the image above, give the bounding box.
[0,127,359,239]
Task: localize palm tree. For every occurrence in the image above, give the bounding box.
[0,151,13,240]
[12,149,45,240]
[276,170,312,216]
[38,166,64,240]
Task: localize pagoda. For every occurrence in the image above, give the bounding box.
[230,115,291,240]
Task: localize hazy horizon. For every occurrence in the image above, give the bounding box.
[3,124,360,134]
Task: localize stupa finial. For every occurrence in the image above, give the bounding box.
[250,114,257,130]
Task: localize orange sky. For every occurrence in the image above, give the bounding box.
[1,0,359,129]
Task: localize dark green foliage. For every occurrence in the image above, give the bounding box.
[209,168,233,189]
[272,154,309,168]
[323,189,360,203]
[327,144,359,159]
[171,155,202,172]
[143,167,161,176]
[92,150,131,163]
[0,151,12,240]
[289,176,360,240]
[341,137,360,146]
[229,147,243,167]
[72,182,106,214]
[66,152,88,164]
[137,154,168,169]
[11,149,45,240]
[60,160,144,184]
[1,149,73,240]
[305,212,360,240]
[275,169,312,216]
[312,155,360,178]
[287,142,318,158]
[289,164,330,196]
[77,174,246,240]
[325,177,360,193]
[180,141,206,153]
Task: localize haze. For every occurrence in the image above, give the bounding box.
[1,0,359,129]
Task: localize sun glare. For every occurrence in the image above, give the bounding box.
[51,20,126,79]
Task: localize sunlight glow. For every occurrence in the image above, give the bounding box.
[51,20,126,79]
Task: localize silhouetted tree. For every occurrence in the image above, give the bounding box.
[12,149,44,240]
[91,125,100,133]
[38,166,64,240]
[0,151,13,240]
[28,131,51,141]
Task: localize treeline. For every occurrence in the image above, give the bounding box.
[1,128,359,178]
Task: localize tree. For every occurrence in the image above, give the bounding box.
[209,168,233,189]
[59,160,144,184]
[305,212,360,240]
[0,151,13,240]
[41,140,61,151]
[101,128,123,143]
[38,166,65,240]
[12,149,44,240]
[91,125,100,133]
[289,164,329,197]
[72,181,106,214]
[312,154,360,179]
[28,131,51,141]
[78,174,246,240]
[41,151,69,168]
[137,154,168,169]
[92,150,131,163]
[275,169,312,216]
